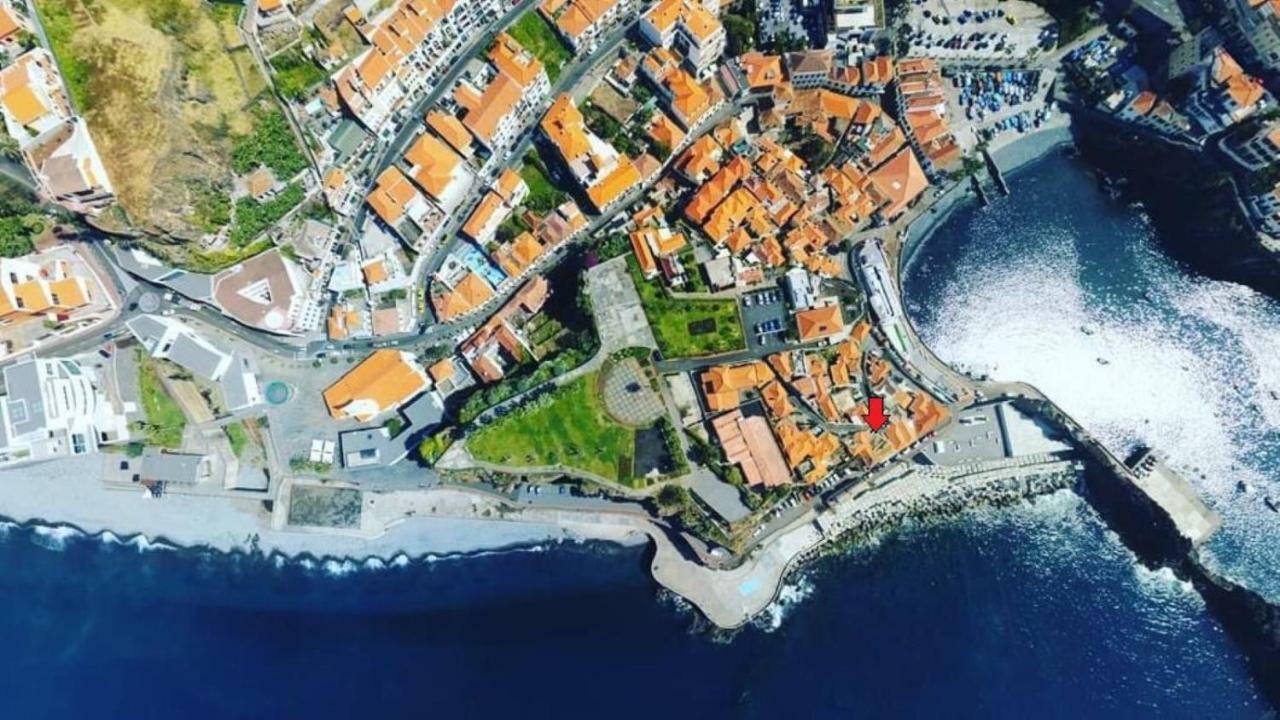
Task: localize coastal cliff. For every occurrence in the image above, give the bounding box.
[1071,114,1280,299]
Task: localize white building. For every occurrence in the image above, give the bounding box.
[638,0,726,76]
[0,357,132,466]
[334,0,504,133]
[1220,0,1280,68]
[1221,118,1280,170]
[126,314,263,412]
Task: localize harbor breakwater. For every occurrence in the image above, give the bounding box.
[895,125,1280,709]
[1075,450,1280,709]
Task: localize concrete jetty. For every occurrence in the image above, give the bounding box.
[983,148,1010,196]
[1125,449,1222,546]
[647,454,1082,629]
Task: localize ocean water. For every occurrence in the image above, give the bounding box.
[0,490,1267,718]
[0,149,1274,716]
[902,149,1280,599]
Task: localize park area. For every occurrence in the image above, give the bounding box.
[628,259,744,358]
[508,12,571,82]
[467,372,638,485]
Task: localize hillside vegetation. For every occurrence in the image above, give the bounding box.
[35,0,300,246]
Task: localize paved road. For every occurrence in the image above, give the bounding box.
[413,19,642,286]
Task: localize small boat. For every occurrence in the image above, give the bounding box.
[1236,480,1251,494]
[1080,325,1095,335]
[1266,496,1280,513]
[1096,358,1110,366]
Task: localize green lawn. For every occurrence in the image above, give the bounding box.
[519,158,567,214]
[627,258,745,358]
[137,356,187,449]
[224,421,249,457]
[508,12,571,82]
[468,373,635,483]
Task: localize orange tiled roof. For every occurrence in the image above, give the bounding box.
[322,349,428,421]
[738,52,784,89]
[428,357,456,384]
[367,166,420,226]
[585,158,641,210]
[461,72,522,144]
[540,94,592,160]
[404,132,463,200]
[869,147,929,219]
[426,110,474,155]
[489,32,545,89]
[795,304,844,342]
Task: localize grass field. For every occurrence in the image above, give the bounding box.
[136,355,187,449]
[519,157,568,213]
[33,0,275,237]
[627,258,745,358]
[270,47,328,101]
[468,373,635,483]
[508,12,571,82]
[224,421,249,457]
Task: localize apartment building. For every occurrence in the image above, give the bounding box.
[1221,117,1280,169]
[0,357,132,466]
[1218,0,1280,68]
[638,0,726,76]
[0,255,92,327]
[0,49,113,211]
[539,94,641,212]
[538,0,637,53]
[334,0,504,133]
[1182,48,1270,134]
[639,48,724,130]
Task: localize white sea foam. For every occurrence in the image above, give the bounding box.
[323,559,359,577]
[755,575,816,633]
[29,524,82,551]
[908,192,1280,593]
[1132,564,1200,605]
[390,554,410,568]
[127,535,174,553]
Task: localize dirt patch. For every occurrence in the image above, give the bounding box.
[37,0,274,238]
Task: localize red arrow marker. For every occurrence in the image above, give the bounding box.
[863,396,888,432]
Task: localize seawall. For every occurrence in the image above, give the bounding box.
[892,123,1280,708]
[1011,399,1280,709]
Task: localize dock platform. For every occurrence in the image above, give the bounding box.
[1126,449,1222,546]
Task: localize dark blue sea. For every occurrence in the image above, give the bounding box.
[0,492,1266,718]
[0,149,1275,717]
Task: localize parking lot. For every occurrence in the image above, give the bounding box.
[739,287,791,352]
[899,0,1055,62]
[942,65,1056,150]
[758,0,829,48]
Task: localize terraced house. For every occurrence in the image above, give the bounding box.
[334,0,505,133]
[0,47,112,211]
[538,0,637,52]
